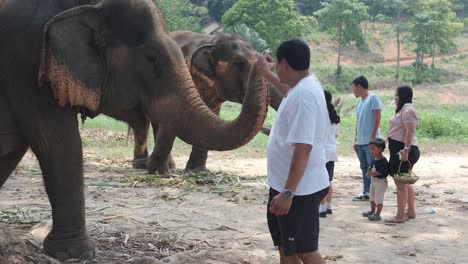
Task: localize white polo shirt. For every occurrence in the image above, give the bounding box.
[267,74,330,196]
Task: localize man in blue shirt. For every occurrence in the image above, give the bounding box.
[351,76,382,201]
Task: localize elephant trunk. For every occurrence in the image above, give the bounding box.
[155,63,269,151]
[268,83,284,111]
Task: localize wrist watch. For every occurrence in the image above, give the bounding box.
[282,189,294,199]
[403,146,411,152]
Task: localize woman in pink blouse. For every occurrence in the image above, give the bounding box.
[384,85,420,224]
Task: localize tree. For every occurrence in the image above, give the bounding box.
[222,0,309,51]
[379,0,412,80]
[361,0,387,18]
[451,0,468,18]
[155,0,208,32]
[207,0,238,22]
[295,0,322,16]
[407,0,463,80]
[224,24,270,53]
[314,0,369,77]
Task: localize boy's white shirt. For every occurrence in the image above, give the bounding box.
[267,74,330,196]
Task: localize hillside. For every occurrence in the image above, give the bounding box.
[308,23,468,68]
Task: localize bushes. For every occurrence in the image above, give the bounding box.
[418,112,468,140]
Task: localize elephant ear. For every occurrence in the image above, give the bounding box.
[189,44,216,87]
[38,5,105,112]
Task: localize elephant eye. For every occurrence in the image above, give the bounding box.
[145,54,161,77]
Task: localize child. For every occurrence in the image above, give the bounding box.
[319,90,340,217]
[362,138,389,221]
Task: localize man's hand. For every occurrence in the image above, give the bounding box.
[269,193,292,215]
[353,143,358,153]
[256,54,272,75]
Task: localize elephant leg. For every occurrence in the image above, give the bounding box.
[147,123,176,175]
[186,146,208,172]
[27,110,94,260]
[185,105,221,172]
[0,144,28,188]
[130,117,150,169]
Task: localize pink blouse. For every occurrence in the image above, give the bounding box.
[387,103,417,146]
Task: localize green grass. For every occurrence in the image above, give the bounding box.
[80,116,128,132]
[80,83,468,159]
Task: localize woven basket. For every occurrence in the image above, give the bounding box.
[394,160,419,184]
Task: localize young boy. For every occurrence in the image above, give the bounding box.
[362,138,389,221]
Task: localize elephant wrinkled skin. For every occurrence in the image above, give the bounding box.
[0,0,269,260]
[130,31,284,174]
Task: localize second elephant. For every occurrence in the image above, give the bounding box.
[132,31,284,174]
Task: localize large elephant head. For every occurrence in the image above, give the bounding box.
[38,0,269,150]
[171,31,282,110]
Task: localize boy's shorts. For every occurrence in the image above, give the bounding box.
[267,187,329,256]
[370,177,388,204]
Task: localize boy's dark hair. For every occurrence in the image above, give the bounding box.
[351,76,369,89]
[370,138,386,151]
[324,90,340,124]
[276,39,310,71]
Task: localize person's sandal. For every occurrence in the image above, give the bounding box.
[326,209,333,214]
[368,214,381,221]
[362,211,373,217]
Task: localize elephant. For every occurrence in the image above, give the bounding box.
[130,31,285,174]
[0,0,269,260]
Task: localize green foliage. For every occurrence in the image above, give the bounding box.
[407,0,463,71]
[155,0,207,32]
[222,0,309,50]
[418,112,468,139]
[207,0,238,22]
[224,24,270,53]
[314,0,369,76]
[314,0,369,46]
[295,0,322,16]
[451,0,468,18]
[323,83,338,94]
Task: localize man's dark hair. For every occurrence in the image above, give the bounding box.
[276,39,310,71]
[396,85,413,113]
[370,138,386,151]
[351,76,369,89]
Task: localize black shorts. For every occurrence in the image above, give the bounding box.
[388,138,420,176]
[267,187,329,256]
[326,161,335,182]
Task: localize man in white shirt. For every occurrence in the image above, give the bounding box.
[256,39,329,264]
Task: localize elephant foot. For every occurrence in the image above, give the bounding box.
[43,233,95,261]
[147,158,175,175]
[132,158,148,169]
[185,164,207,173]
[167,154,176,170]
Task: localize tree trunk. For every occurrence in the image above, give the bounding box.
[431,42,436,68]
[396,29,401,80]
[395,9,401,80]
[336,19,343,79]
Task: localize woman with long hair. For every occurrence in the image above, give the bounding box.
[319,90,340,217]
[384,85,420,223]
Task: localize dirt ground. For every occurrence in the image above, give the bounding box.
[1,144,467,264]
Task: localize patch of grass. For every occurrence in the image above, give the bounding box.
[80,116,128,132]
[78,78,468,159]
